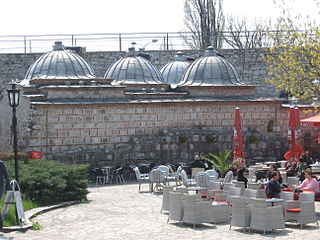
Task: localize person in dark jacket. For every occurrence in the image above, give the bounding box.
[237,167,248,188]
[0,160,11,229]
[0,160,11,199]
[266,164,282,184]
[266,171,281,198]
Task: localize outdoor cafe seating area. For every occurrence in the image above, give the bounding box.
[129,161,319,234]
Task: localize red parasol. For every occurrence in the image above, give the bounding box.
[233,107,244,160]
[284,107,304,161]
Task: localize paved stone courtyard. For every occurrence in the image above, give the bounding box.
[1,183,320,240]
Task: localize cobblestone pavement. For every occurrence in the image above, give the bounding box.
[2,183,320,240]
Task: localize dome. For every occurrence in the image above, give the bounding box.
[179,46,244,86]
[160,51,191,88]
[24,41,96,80]
[104,48,164,85]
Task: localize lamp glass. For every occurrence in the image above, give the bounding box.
[7,89,20,107]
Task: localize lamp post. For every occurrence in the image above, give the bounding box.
[7,81,20,183]
[139,39,158,51]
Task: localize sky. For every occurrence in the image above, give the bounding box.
[0,0,319,52]
[1,0,319,35]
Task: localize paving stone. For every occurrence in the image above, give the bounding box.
[3,183,320,240]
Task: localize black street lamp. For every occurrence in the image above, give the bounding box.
[7,81,20,183]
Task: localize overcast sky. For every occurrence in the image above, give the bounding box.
[1,0,319,36]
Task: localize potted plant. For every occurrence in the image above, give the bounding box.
[205,150,234,177]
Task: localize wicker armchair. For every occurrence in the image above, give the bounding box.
[249,198,285,234]
[284,192,319,228]
[229,196,251,232]
[149,169,166,192]
[167,191,184,224]
[227,187,243,204]
[182,194,211,228]
[161,186,174,213]
[195,172,210,188]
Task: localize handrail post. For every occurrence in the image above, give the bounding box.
[119,34,122,51]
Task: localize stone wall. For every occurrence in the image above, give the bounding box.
[23,100,291,166]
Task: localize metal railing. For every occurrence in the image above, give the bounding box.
[0,30,314,54]
[0,32,193,54]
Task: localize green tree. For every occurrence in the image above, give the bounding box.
[263,1,320,104]
[205,150,233,177]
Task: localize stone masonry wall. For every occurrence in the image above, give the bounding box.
[24,101,293,166]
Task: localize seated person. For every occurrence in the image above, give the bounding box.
[190,155,206,168]
[300,151,313,167]
[295,160,307,182]
[237,167,248,188]
[285,160,297,177]
[266,164,282,184]
[199,152,212,170]
[266,171,281,198]
[296,168,320,197]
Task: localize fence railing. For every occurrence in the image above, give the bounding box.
[0,32,193,53]
[0,30,313,54]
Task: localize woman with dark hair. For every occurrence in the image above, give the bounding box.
[237,167,248,188]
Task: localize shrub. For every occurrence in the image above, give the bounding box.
[6,160,89,206]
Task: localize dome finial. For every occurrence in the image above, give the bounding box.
[53,41,64,50]
[174,51,187,61]
[204,46,217,56]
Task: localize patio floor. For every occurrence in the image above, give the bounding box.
[3,183,320,240]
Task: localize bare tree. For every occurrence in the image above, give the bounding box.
[183,0,225,49]
[224,17,272,49]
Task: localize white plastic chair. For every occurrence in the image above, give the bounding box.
[133,167,150,192]
[222,171,233,188]
[205,169,219,181]
[180,170,196,187]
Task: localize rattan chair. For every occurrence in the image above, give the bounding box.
[249,198,285,234]
[195,172,210,188]
[161,186,174,213]
[284,192,319,228]
[229,196,251,232]
[287,177,300,188]
[167,191,184,224]
[149,169,166,192]
[182,194,211,228]
[210,200,231,223]
[227,187,243,204]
